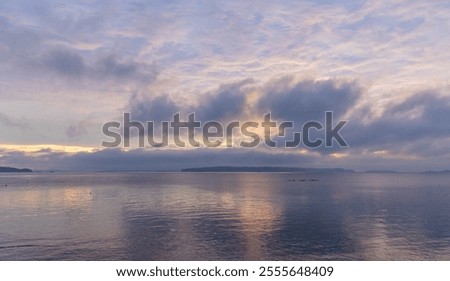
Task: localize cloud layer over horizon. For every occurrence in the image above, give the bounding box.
[1,0,450,171]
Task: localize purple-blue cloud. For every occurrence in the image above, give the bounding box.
[0,0,449,171]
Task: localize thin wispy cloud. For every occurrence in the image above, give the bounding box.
[0,112,29,129]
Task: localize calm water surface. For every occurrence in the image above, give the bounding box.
[0,172,449,260]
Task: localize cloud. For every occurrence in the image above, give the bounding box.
[66,119,92,138]
[346,90,450,154]
[1,1,450,171]
[40,48,158,83]
[195,79,253,121]
[128,77,360,124]
[129,94,179,123]
[128,79,254,123]
[0,112,29,129]
[43,49,85,77]
[95,55,138,78]
[257,78,362,122]
[120,81,450,169]
[0,147,318,171]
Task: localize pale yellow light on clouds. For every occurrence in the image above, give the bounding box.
[0,144,97,154]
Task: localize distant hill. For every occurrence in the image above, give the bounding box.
[0,166,33,173]
[182,166,355,173]
[424,169,450,174]
[365,170,399,173]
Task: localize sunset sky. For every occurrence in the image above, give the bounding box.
[1,0,450,171]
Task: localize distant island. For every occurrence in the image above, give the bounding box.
[424,169,450,174]
[364,170,399,173]
[0,166,33,173]
[182,166,355,173]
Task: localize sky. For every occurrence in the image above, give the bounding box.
[0,0,450,171]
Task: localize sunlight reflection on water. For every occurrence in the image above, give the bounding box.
[0,172,449,260]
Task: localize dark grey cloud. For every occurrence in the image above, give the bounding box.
[68,148,318,171]
[2,143,449,172]
[119,80,450,172]
[0,149,66,171]
[258,78,362,122]
[128,79,253,123]
[93,55,157,83]
[125,77,362,155]
[39,48,157,83]
[129,77,362,126]
[43,49,85,77]
[195,79,252,121]
[95,56,138,79]
[346,91,450,155]
[0,148,318,172]
[129,94,179,123]
[0,11,155,83]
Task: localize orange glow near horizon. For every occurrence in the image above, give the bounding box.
[0,144,98,154]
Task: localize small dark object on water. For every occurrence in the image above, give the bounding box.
[288,179,318,182]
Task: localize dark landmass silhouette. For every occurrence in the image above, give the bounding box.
[424,169,450,173]
[365,170,399,173]
[0,166,33,173]
[182,166,355,173]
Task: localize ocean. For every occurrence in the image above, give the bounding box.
[0,172,449,260]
